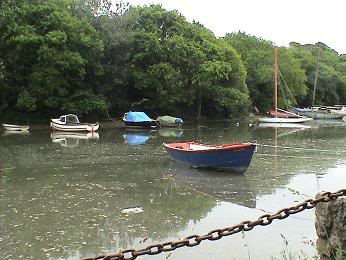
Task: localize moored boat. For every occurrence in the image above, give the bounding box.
[164,141,256,173]
[330,106,346,117]
[157,115,183,127]
[258,48,311,124]
[2,124,29,131]
[293,107,343,119]
[50,114,99,132]
[122,111,159,129]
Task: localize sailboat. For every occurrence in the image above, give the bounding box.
[259,48,312,124]
[292,47,343,119]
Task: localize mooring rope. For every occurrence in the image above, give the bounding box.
[255,153,337,160]
[253,143,346,153]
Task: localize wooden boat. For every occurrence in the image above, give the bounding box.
[157,115,183,127]
[2,124,29,131]
[259,48,311,124]
[163,141,256,173]
[122,111,159,129]
[50,114,99,132]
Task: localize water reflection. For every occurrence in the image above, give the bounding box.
[158,128,183,138]
[123,131,154,145]
[0,122,345,259]
[51,131,99,147]
[307,119,345,128]
[2,129,30,136]
[164,163,256,208]
[257,122,311,129]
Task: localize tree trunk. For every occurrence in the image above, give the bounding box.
[197,88,202,121]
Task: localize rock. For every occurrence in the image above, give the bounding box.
[315,192,345,259]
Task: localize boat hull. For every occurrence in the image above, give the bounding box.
[258,117,312,123]
[123,120,158,129]
[2,124,29,131]
[50,121,99,132]
[164,142,256,173]
[293,108,343,119]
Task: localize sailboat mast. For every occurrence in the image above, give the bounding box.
[312,47,321,107]
[274,47,278,117]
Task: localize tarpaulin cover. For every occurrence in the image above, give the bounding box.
[124,112,152,122]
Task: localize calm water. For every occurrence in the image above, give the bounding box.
[0,120,345,259]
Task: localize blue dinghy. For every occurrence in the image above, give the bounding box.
[122,111,159,129]
[164,141,256,173]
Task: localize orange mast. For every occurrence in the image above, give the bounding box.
[274,47,278,117]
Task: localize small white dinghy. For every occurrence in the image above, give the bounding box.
[50,114,99,132]
[2,124,29,131]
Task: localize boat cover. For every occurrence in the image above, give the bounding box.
[157,115,183,125]
[124,112,153,122]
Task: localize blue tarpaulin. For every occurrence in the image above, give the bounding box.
[124,112,152,122]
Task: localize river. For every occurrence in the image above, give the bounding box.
[0,120,345,259]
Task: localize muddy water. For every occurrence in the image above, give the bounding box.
[0,120,345,259]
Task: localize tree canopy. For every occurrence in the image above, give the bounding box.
[0,1,345,121]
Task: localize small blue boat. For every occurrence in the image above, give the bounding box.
[164,141,256,173]
[122,111,159,128]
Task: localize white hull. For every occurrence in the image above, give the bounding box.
[2,124,29,131]
[258,117,312,123]
[330,109,346,117]
[50,121,99,132]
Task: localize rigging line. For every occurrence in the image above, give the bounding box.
[278,68,299,107]
[253,143,346,153]
[279,79,289,110]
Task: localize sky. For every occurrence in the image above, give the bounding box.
[124,0,346,54]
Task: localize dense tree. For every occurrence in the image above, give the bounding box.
[125,5,249,119]
[224,32,307,112]
[0,0,106,117]
[290,42,346,106]
[0,1,345,121]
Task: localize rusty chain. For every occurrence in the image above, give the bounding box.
[83,189,345,260]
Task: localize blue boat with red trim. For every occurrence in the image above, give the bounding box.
[163,141,256,173]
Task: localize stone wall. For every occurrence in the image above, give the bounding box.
[315,192,345,260]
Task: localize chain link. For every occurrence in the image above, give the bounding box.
[83,189,345,260]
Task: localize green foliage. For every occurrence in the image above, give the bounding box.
[290,43,346,106]
[224,32,308,112]
[62,90,107,113]
[126,6,249,118]
[0,1,345,120]
[0,0,105,115]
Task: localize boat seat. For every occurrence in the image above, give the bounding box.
[189,144,213,150]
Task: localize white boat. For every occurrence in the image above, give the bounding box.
[2,124,29,131]
[50,114,99,132]
[259,48,312,124]
[330,106,346,117]
[258,117,311,123]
